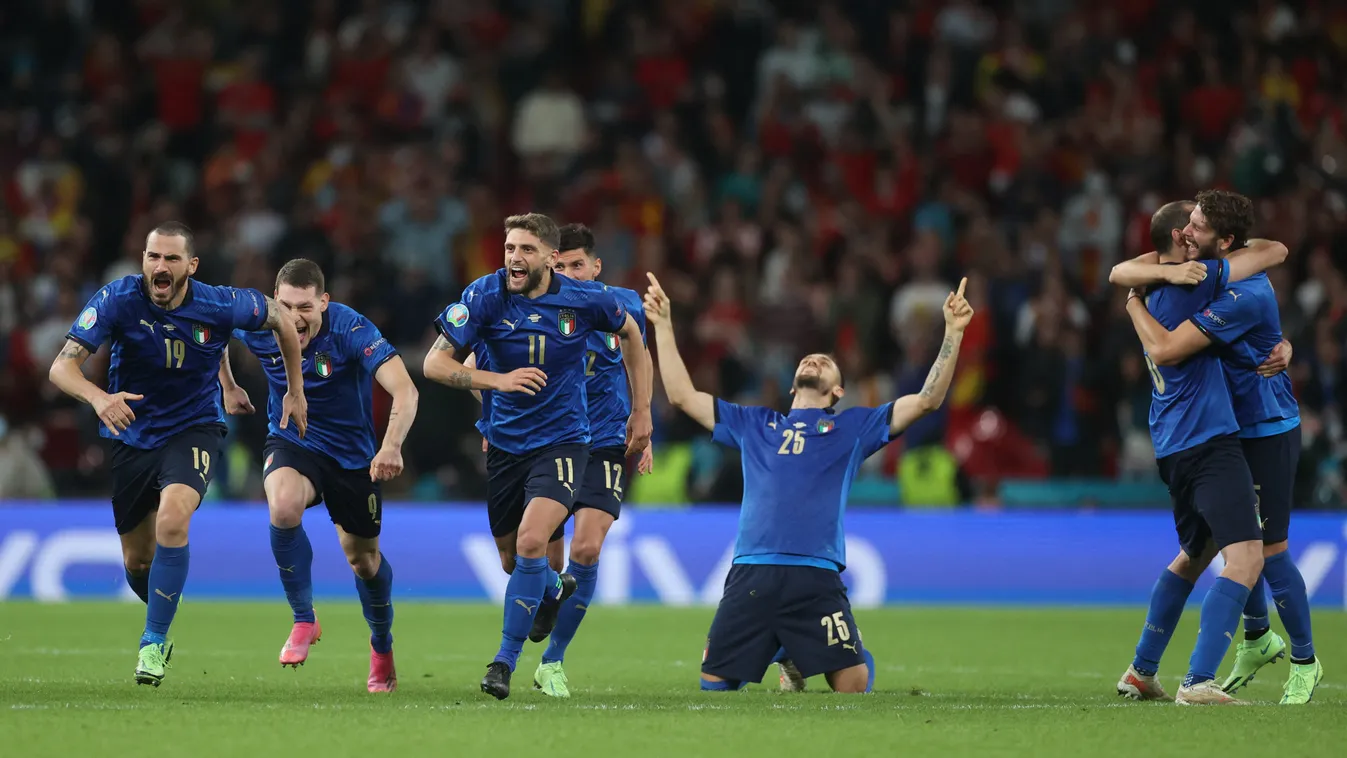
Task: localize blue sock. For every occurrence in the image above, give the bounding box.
[1131,569,1194,676]
[770,646,788,664]
[124,568,149,604]
[1264,551,1315,661]
[1242,576,1270,637]
[141,544,189,647]
[1184,576,1250,686]
[863,648,876,693]
[542,560,598,664]
[269,524,315,624]
[496,555,548,671]
[356,553,394,654]
[700,677,745,691]
[539,565,563,608]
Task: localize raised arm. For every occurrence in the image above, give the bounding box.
[261,296,307,436]
[370,356,419,481]
[1225,238,1289,283]
[49,339,143,436]
[616,312,653,455]
[888,278,973,435]
[1109,251,1208,288]
[643,273,715,431]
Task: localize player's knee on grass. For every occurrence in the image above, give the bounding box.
[264,468,313,528]
[1263,540,1289,558]
[699,674,745,691]
[1220,540,1265,588]
[154,484,200,547]
[825,663,869,694]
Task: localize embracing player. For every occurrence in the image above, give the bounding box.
[219,259,419,692]
[644,273,972,693]
[48,222,308,687]
[1110,191,1320,704]
[423,213,652,699]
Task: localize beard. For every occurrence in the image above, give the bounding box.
[793,371,823,392]
[509,265,546,293]
[147,271,188,304]
[1192,237,1221,260]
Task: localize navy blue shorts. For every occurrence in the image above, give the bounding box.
[1241,426,1301,545]
[264,438,382,539]
[109,424,225,535]
[573,445,627,520]
[486,442,589,539]
[702,564,866,683]
[1157,434,1262,555]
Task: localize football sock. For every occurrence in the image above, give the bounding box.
[1184,577,1249,686]
[542,560,598,664]
[141,543,188,647]
[356,553,394,654]
[495,555,548,671]
[1264,551,1315,662]
[270,524,315,624]
[1131,569,1194,676]
[1242,575,1270,639]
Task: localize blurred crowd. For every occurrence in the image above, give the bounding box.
[4,0,1347,508]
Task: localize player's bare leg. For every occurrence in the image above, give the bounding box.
[547,537,564,573]
[536,508,613,696]
[337,525,396,693]
[494,531,518,575]
[824,664,870,694]
[482,497,576,700]
[119,512,157,604]
[1119,544,1213,700]
[136,484,200,686]
[266,468,322,667]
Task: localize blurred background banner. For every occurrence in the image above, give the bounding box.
[3,504,1344,608]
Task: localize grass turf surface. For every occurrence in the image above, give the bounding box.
[1,603,1343,757]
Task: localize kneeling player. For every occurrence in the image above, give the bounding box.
[221,259,419,692]
[644,273,973,692]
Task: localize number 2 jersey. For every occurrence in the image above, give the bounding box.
[1143,258,1240,458]
[436,269,628,455]
[234,302,398,469]
[66,275,269,449]
[712,400,896,572]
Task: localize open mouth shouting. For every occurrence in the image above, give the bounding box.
[150,272,174,299]
[508,263,529,289]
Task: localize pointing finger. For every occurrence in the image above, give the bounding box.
[956,277,968,298]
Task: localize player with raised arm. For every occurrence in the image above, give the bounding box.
[644,272,972,693]
[48,222,307,687]
[1107,193,1290,704]
[1109,191,1320,704]
[219,259,418,692]
[528,223,653,697]
[423,213,652,700]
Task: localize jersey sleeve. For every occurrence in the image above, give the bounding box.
[624,289,648,345]
[345,313,398,374]
[66,286,121,352]
[225,287,269,332]
[1190,287,1259,345]
[589,285,629,335]
[434,277,493,352]
[711,398,767,450]
[856,403,897,457]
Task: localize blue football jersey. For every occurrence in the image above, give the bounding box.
[713,399,896,572]
[1190,273,1300,438]
[472,341,491,437]
[435,270,628,455]
[234,303,397,469]
[584,286,647,449]
[1144,259,1240,458]
[66,276,269,450]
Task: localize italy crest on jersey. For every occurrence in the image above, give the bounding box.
[604,333,619,351]
[191,324,211,344]
[559,309,576,336]
[314,352,333,378]
[816,419,834,434]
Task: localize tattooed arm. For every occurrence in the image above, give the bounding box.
[888,279,974,436]
[422,335,543,393]
[370,356,419,481]
[49,339,145,436]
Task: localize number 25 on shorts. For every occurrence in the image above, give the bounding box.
[821,611,851,646]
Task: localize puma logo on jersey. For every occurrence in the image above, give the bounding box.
[139,319,156,333]
[351,324,364,331]
[561,482,575,495]
[501,319,516,330]
[842,642,857,653]
[1228,290,1241,300]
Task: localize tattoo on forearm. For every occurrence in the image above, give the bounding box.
[433,335,454,352]
[918,336,956,399]
[58,341,89,361]
[263,296,284,331]
[447,369,473,389]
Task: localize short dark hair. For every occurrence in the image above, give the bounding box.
[504,213,560,250]
[1149,201,1194,253]
[558,223,596,256]
[148,221,195,255]
[275,258,326,294]
[1195,189,1254,247]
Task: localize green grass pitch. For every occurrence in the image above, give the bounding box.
[1,602,1343,756]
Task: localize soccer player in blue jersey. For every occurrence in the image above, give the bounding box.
[423,213,652,699]
[643,272,972,693]
[1110,191,1321,704]
[218,259,419,693]
[524,222,653,697]
[1107,194,1292,704]
[48,222,308,687]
